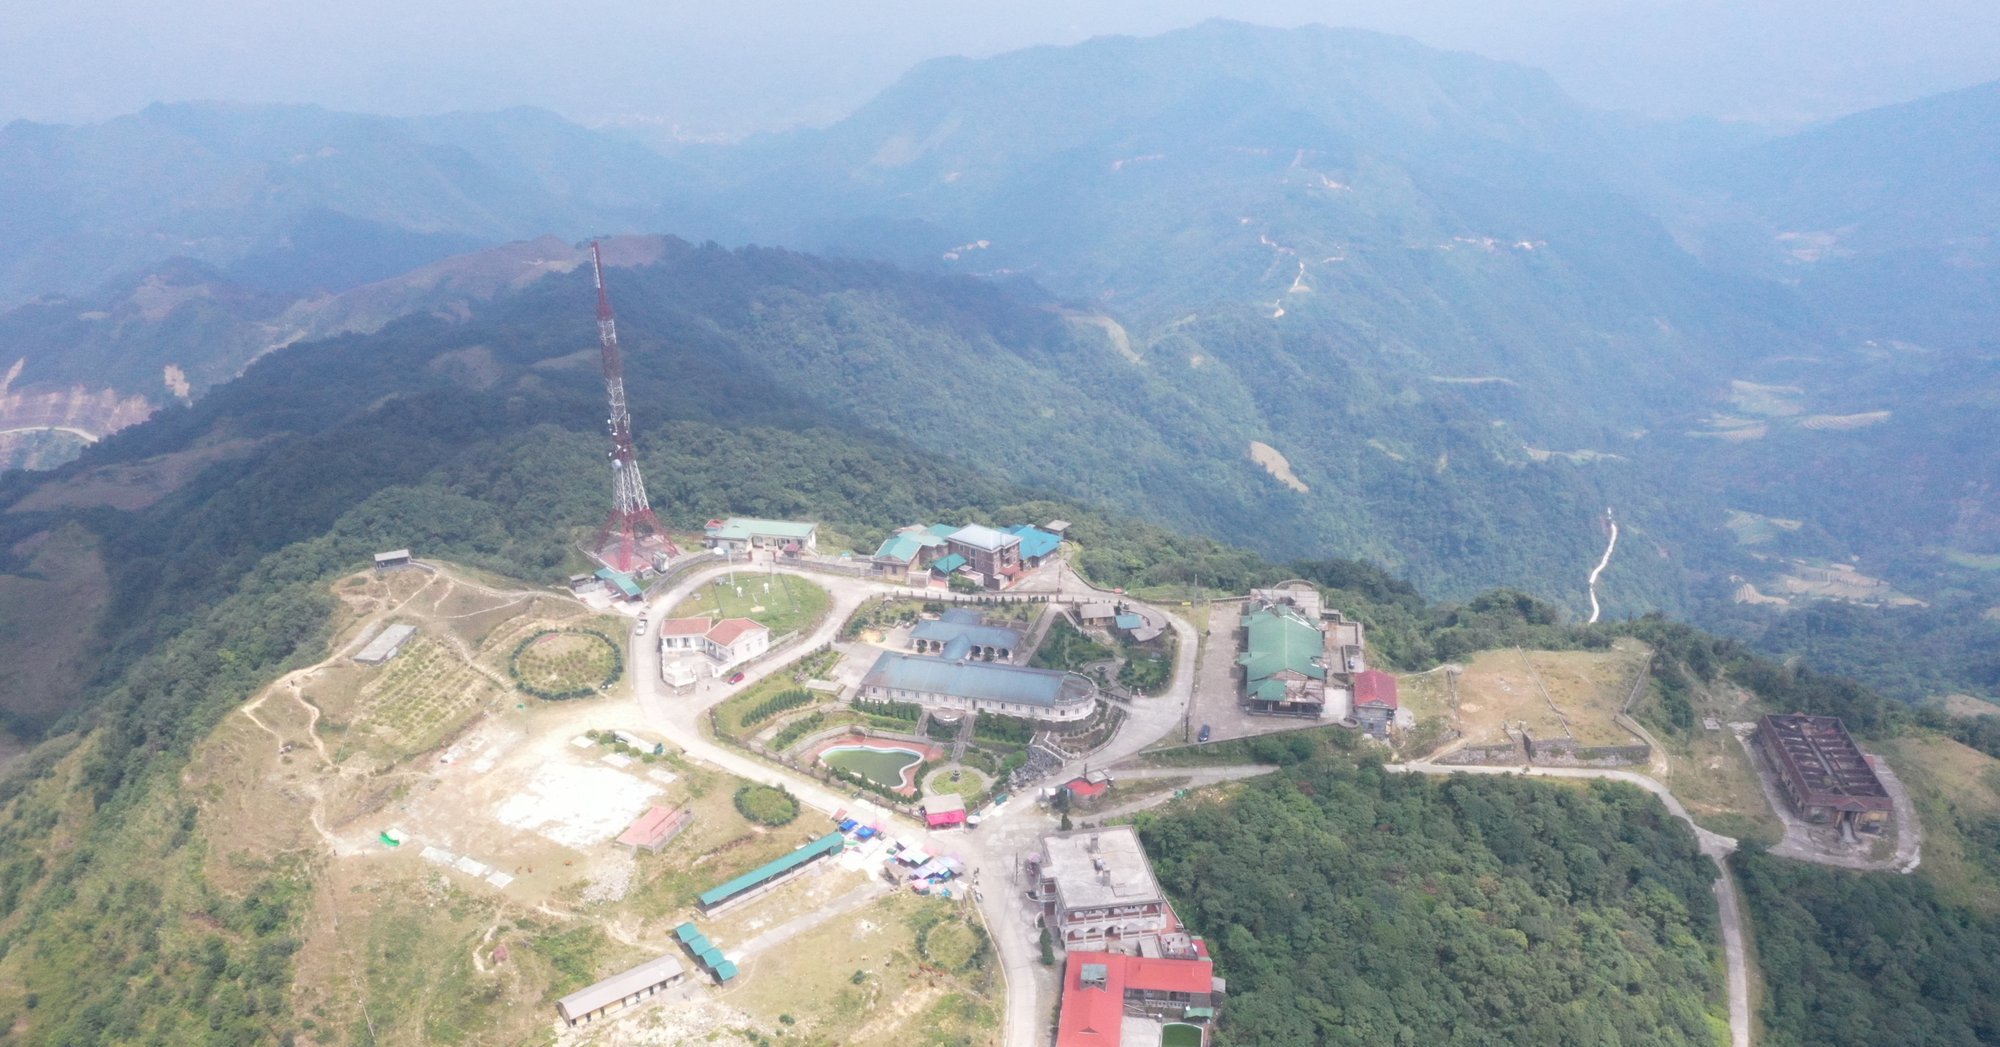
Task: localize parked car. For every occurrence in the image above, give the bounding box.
[1197,724,1212,743]
[727,671,746,684]
[633,618,648,636]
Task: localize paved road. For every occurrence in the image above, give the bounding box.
[1389,760,1749,1047]
[1086,765,1277,822]
[623,561,1758,1047]
[626,558,1199,1047]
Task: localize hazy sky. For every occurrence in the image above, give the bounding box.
[6,1,1999,133]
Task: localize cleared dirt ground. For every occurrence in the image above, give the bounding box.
[1450,643,1650,747]
[719,889,1000,1047]
[198,563,988,1044]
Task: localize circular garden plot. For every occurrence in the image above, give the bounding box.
[508,628,621,700]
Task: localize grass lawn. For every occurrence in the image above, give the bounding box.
[1653,714,1784,845]
[669,572,830,638]
[925,765,990,797]
[1881,732,2000,912]
[714,674,826,739]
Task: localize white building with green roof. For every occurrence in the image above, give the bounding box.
[1237,600,1331,716]
[703,517,817,556]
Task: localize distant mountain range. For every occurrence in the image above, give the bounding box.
[0,102,687,305]
[2,20,1998,662]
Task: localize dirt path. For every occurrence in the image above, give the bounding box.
[731,878,890,961]
[1089,765,1275,821]
[290,681,333,764]
[1587,507,1618,624]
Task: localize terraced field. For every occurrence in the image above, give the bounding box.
[356,635,499,750]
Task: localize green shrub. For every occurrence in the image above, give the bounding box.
[733,784,799,826]
[853,696,923,721]
[770,712,826,751]
[739,688,813,730]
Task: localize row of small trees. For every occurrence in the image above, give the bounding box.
[738,688,814,730]
[770,712,826,751]
[852,696,922,721]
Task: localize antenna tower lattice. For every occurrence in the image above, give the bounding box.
[589,241,677,573]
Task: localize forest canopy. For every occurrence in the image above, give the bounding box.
[1137,760,1723,1046]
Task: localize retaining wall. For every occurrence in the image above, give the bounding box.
[1438,742,1525,766]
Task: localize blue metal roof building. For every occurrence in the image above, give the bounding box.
[912,618,1024,652]
[859,651,1097,721]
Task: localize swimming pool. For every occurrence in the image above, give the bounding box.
[821,745,925,789]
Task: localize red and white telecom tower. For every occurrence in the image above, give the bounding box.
[588,241,677,573]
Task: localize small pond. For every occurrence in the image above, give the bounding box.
[821,745,924,789]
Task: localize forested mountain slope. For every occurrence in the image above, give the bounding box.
[666,20,1819,445]
[1141,760,1724,1045]
[654,23,2000,696]
[596,238,1705,605]
[0,236,659,472]
[6,25,2000,700]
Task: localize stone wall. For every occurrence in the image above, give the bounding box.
[1437,742,1525,766]
[1528,737,1652,767]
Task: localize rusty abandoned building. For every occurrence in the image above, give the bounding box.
[1755,713,1892,833]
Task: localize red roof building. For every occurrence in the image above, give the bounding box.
[703,618,765,647]
[1063,777,1110,801]
[658,616,771,678]
[1353,668,1400,737]
[616,806,692,853]
[923,793,967,829]
[1056,950,1219,1047]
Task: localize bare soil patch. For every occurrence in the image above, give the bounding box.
[1450,644,1650,748]
[1249,440,1309,492]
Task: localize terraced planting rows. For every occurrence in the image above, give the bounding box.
[355,636,497,750]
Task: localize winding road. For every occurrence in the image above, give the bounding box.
[621,557,1203,1047]
[616,556,1761,1047]
[247,555,1763,1045]
[1586,507,1618,625]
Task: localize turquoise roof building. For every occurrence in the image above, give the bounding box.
[595,567,643,599]
[697,832,845,910]
[873,528,948,566]
[1007,525,1063,562]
